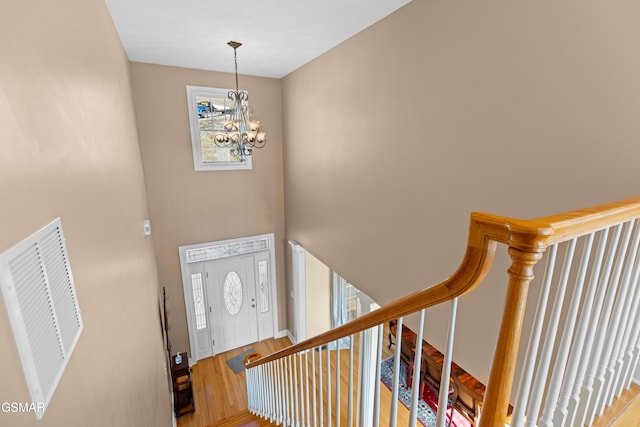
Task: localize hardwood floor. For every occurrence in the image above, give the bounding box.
[177,331,640,427]
[594,382,640,427]
[177,337,291,427]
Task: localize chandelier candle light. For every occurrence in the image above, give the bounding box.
[214,41,266,163]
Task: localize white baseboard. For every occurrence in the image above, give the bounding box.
[286,330,296,344]
[275,329,291,340]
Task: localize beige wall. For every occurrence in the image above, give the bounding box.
[282,0,640,385]
[129,62,286,356]
[0,1,171,426]
[305,252,331,338]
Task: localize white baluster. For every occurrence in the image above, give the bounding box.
[299,353,306,427]
[247,367,253,412]
[583,221,634,426]
[511,244,558,426]
[286,356,292,426]
[269,362,275,422]
[539,236,592,426]
[554,229,608,426]
[293,354,300,427]
[336,341,341,427]
[541,236,596,427]
[374,326,383,427]
[409,309,426,427]
[282,357,288,425]
[525,239,577,427]
[568,225,621,427]
[389,318,403,427]
[327,345,332,427]
[318,347,323,427]
[257,365,263,417]
[614,246,640,397]
[625,329,640,389]
[312,348,317,427]
[305,351,311,427]
[436,298,458,427]
[356,333,363,427]
[275,360,281,423]
[600,221,640,410]
[348,335,354,427]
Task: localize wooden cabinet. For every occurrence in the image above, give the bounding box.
[171,352,195,417]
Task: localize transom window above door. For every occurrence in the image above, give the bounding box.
[186,85,253,171]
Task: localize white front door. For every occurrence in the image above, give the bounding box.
[207,256,258,354]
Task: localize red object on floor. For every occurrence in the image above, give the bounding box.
[421,377,471,427]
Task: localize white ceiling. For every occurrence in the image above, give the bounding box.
[104,0,412,79]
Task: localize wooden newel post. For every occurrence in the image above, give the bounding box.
[479,247,543,427]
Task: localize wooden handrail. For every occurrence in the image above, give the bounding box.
[246,197,640,426]
[247,211,553,369]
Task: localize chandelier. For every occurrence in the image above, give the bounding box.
[214,41,266,163]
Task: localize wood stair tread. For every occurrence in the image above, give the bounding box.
[213,410,275,427]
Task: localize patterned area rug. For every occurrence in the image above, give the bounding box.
[380,356,471,427]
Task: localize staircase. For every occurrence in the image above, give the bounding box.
[243,197,640,426]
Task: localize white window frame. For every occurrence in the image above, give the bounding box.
[186,85,253,171]
[0,218,83,421]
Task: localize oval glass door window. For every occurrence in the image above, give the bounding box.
[223,271,243,315]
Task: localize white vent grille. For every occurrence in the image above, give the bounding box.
[0,218,83,421]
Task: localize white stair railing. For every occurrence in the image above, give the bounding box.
[245,306,461,427]
[242,198,640,427]
[510,219,640,427]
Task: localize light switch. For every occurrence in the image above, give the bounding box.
[143,219,151,236]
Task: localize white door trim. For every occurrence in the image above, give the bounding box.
[179,233,278,365]
[289,240,307,344]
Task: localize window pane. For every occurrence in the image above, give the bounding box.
[191,273,206,330]
[258,260,269,313]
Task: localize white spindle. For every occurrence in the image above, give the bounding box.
[525,239,577,427]
[293,354,300,427]
[567,225,621,427]
[436,298,458,427]
[305,351,311,427]
[264,364,270,418]
[246,367,253,412]
[282,357,288,425]
[373,326,384,427]
[269,363,274,420]
[275,360,280,422]
[348,335,354,427]
[625,328,640,389]
[356,333,363,427]
[614,245,640,397]
[553,229,609,426]
[312,349,317,427]
[299,353,306,426]
[286,356,292,426]
[542,233,595,425]
[257,365,263,417]
[389,318,403,427]
[583,221,634,426]
[327,346,331,427]
[409,309,426,427]
[260,366,265,416]
[318,347,323,427]
[511,244,558,426]
[336,342,341,427]
[600,221,640,411]
[540,236,595,427]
